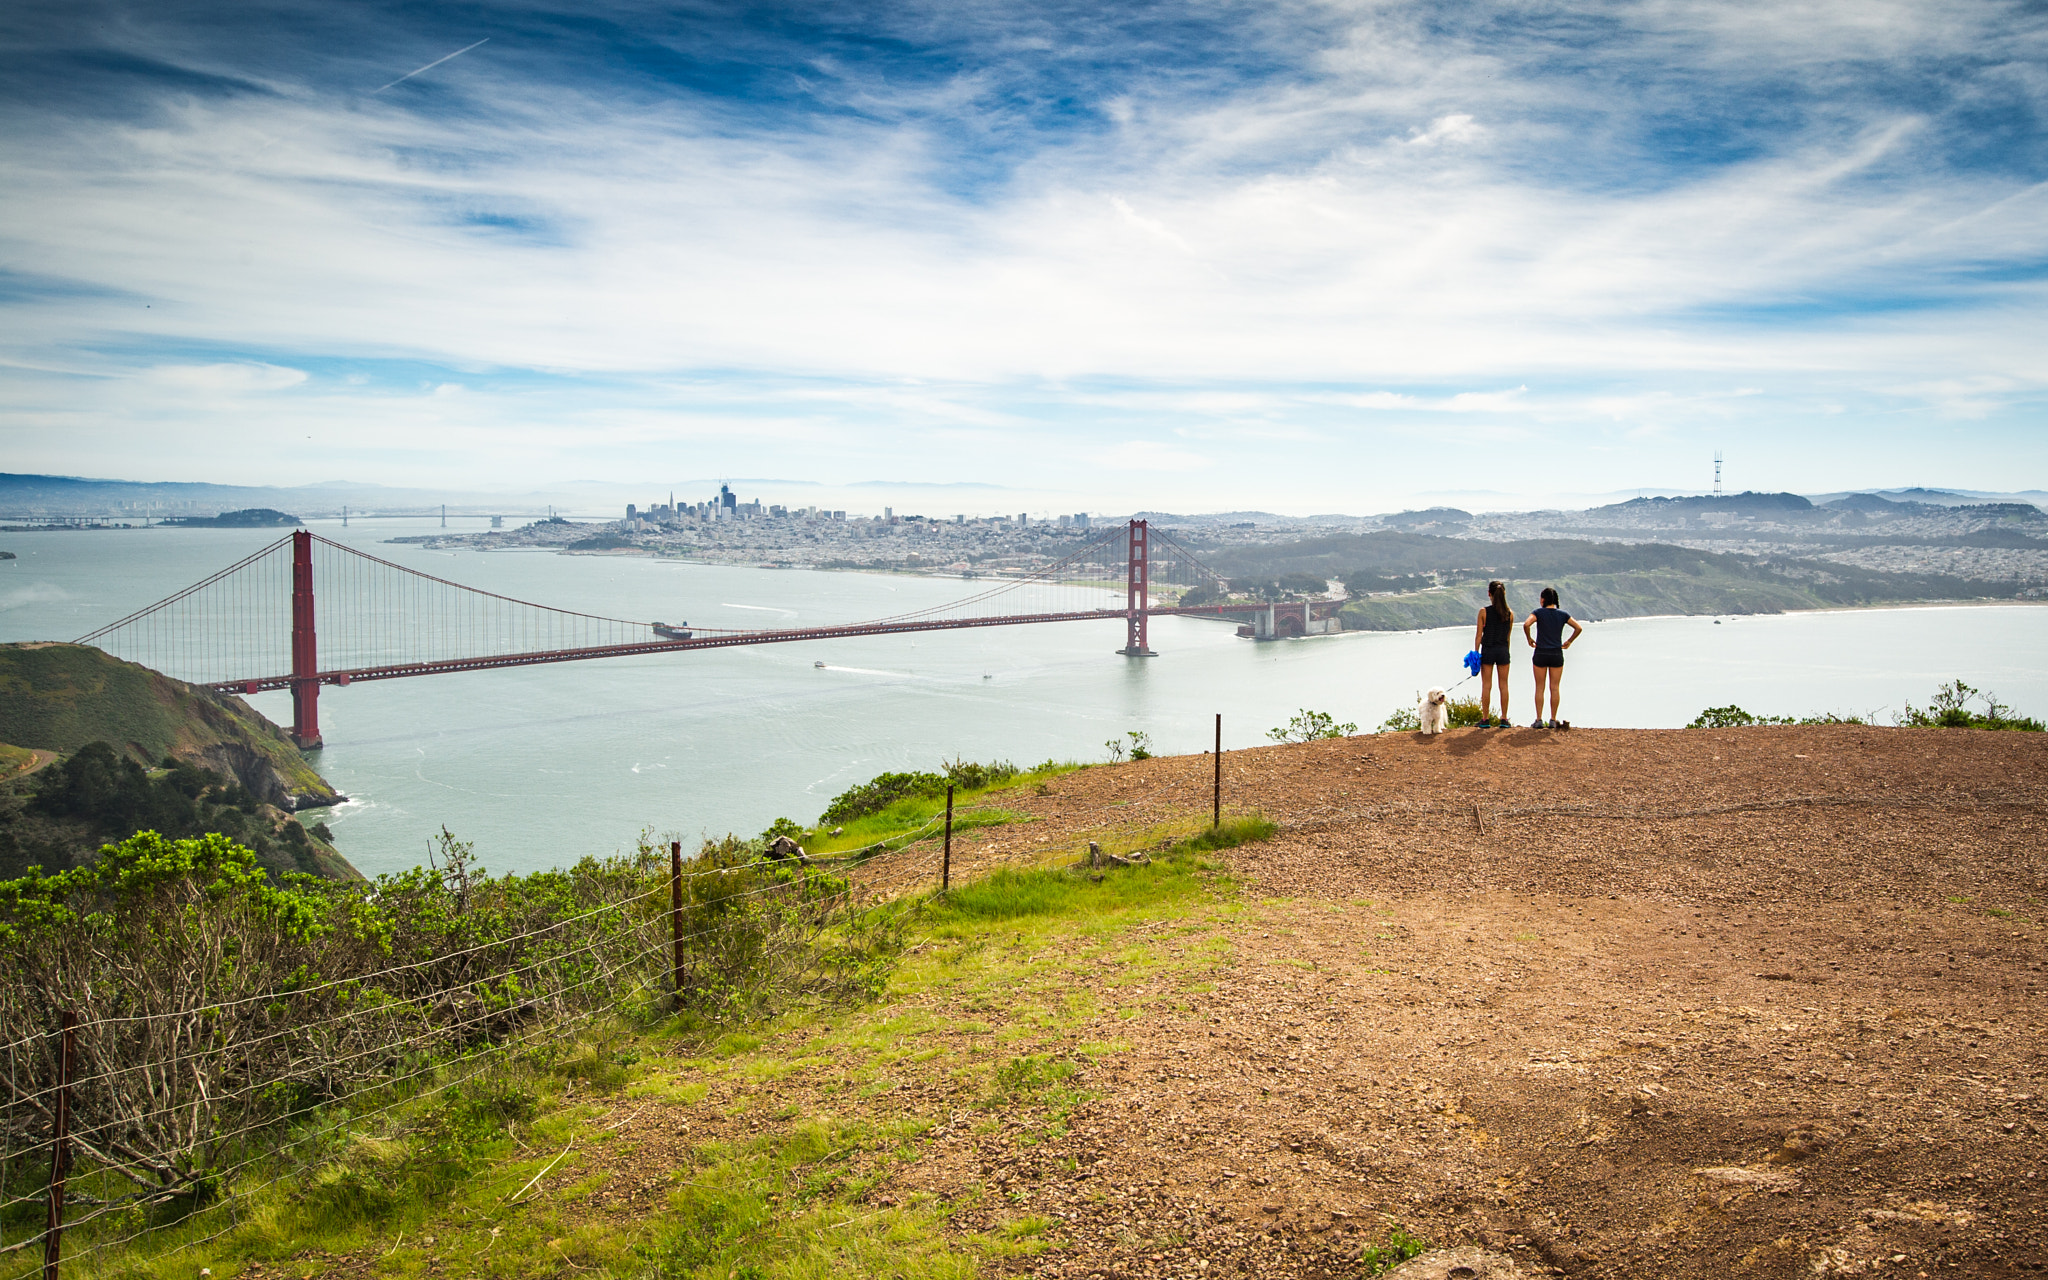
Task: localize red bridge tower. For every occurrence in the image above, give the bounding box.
[1118,518,1156,657]
[290,530,322,749]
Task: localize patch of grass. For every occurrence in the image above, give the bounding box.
[550,1038,638,1093]
[1177,813,1279,853]
[0,742,37,782]
[1361,1225,1429,1274]
[930,847,1223,932]
[805,761,1083,856]
[625,1075,709,1105]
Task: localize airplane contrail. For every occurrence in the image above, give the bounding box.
[374,37,489,93]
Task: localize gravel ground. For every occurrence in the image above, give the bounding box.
[887,726,2048,1278]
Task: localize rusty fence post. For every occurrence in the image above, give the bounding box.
[942,785,954,892]
[1213,713,1222,829]
[669,841,684,1010]
[44,1009,76,1280]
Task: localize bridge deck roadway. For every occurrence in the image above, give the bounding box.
[209,602,1344,695]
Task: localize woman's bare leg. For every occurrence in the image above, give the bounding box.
[1540,667,1563,721]
[1532,665,1547,722]
[1480,665,1497,719]
[1486,665,1507,721]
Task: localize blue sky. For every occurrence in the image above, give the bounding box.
[2,0,2044,513]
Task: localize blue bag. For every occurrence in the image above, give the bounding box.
[1463,649,1483,677]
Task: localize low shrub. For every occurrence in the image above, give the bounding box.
[0,825,876,1206]
[1897,679,2043,731]
[1688,705,1793,728]
[1377,706,1420,733]
[1361,1226,1428,1274]
[1268,709,1357,742]
[816,759,1021,825]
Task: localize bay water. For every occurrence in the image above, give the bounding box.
[3,518,2042,878]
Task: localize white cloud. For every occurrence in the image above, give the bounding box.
[1401,113,1482,147]
[1108,196,1194,253]
[0,0,2043,504]
[143,362,308,393]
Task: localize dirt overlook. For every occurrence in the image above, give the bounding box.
[874,724,2048,1278]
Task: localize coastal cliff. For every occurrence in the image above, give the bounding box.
[0,642,359,879]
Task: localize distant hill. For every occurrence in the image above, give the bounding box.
[162,507,301,527]
[0,472,549,520]
[1590,491,1813,516]
[1383,507,1472,529]
[1193,531,2026,630]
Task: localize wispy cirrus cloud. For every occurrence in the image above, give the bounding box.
[0,0,2042,508]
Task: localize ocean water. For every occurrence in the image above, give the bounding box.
[3,518,2043,877]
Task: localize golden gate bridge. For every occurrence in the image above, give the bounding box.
[75,520,1341,749]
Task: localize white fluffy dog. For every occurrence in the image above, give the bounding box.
[1418,687,1451,735]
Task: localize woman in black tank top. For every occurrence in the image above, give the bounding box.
[1472,580,1515,727]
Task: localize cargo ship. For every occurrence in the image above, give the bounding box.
[652,622,693,640]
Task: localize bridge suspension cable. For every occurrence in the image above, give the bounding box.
[73,520,1252,750]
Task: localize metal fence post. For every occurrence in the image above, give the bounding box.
[44,1009,76,1280]
[942,785,954,891]
[1213,713,1222,829]
[669,841,684,1010]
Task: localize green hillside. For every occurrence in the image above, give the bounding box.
[1189,531,2021,630]
[0,643,357,881]
[0,642,334,803]
[1338,569,1831,631]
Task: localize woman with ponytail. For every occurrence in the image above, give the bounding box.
[1472,579,1516,728]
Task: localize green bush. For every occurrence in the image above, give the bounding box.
[1267,709,1357,743]
[1688,705,1793,728]
[1377,706,1420,733]
[11,740,327,878]
[1898,679,2044,731]
[0,824,884,1206]
[1692,681,2040,730]
[819,771,946,825]
[817,760,1020,824]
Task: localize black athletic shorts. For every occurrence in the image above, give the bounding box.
[1533,647,1565,669]
[1480,644,1512,667]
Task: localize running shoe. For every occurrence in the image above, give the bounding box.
[1530,718,1545,728]
[1547,719,1562,729]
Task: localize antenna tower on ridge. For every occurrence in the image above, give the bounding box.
[1713,451,1723,495]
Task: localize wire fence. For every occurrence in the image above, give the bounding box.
[0,735,1237,1278]
[0,829,959,1278]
